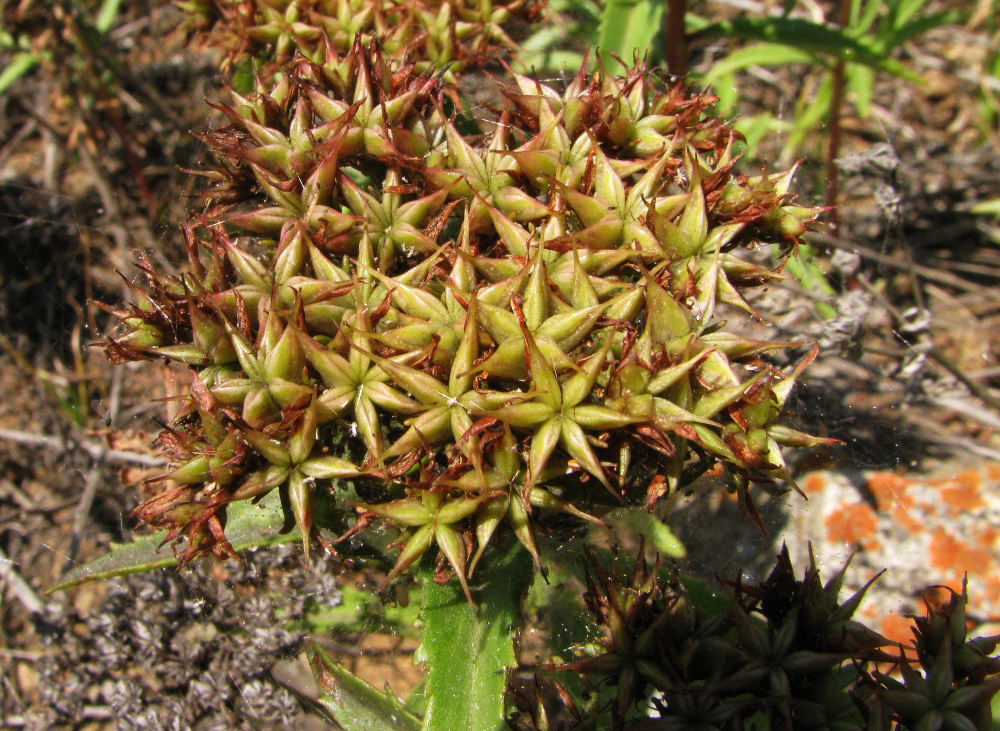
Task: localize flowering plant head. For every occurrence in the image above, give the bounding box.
[104,41,824,596]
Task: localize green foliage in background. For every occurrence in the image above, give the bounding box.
[519,0,964,160]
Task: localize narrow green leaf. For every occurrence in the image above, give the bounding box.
[880,10,960,53]
[416,542,531,731]
[971,198,1000,217]
[845,64,875,119]
[698,16,922,78]
[95,0,123,33]
[702,43,817,86]
[47,489,299,592]
[597,0,665,71]
[782,73,835,160]
[603,507,685,558]
[308,644,422,731]
[0,51,44,94]
[852,0,882,34]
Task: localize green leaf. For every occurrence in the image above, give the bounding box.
[697,16,920,78]
[971,198,1000,217]
[734,114,791,155]
[845,64,875,119]
[308,643,422,731]
[702,43,817,86]
[602,507,686,558]
[301,583,423,635]
[47,489,299,593]
[232,57,258,96]
[879,10,959,53]
[0,51,45,94]
[416,542,532,731]
[679,575,733,617]
[782,73,835,160]
[95,0,123,34]
[784,243,836,319]
[597,0,665,72]
[852,0,883,34]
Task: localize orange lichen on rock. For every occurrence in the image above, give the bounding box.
[978,525,999,549]
[987,576,1000,605]
[891,502,924,533]
[929,530,992,573]
[939,468,985,514]
[784,463,1000,636]
[825,502,879,547]
[803,473,826,494]
[866,472,910,510]
[880,611,916,648]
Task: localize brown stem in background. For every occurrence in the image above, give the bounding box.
[664,0,688,78]
[109,106,155,209]
[824,0,852,232]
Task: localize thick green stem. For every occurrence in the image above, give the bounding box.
[416,541,531,731]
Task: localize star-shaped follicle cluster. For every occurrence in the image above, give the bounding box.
[104,42,827,594]
[176,0,538,82]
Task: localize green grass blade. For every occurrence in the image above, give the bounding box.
[879,10,960,51]
[853,0,883,34]
[782,72,834,159]
[517,49,588,73]
[971,198,1000,217]
[846,64,875,118]
[416,542,531,731]
[308,644,422,731]
[604,507,685,558]
[889,0,936,30]
[783,244,837,319]
[95,0,123,34]
[696,15,918,77]
[701,42,816,86]
[0,51,44,94]
[596,0,665,71]
[47,488,301,592]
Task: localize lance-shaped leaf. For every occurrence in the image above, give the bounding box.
[339,169,447,270]
[308,644,421,731]
[486,306,630,498]
[473,259,610,380]
[49,488,304,592]
[352,262,465,364]
[212,311,312,427]
[416,540,531,731]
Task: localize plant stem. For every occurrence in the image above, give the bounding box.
[824,0,851,231]
[664,0,688,78]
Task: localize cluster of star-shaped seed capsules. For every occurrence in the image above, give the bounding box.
[178,0,538,80]
[104,42,825,598]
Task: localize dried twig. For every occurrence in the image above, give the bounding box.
[0,118,38,170]
[0,546,45,616]
[927,347,1000,414]
[63,460,106,575]
[805,231,994,295]
[902,413,1000,462]
[0,428,165,468]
